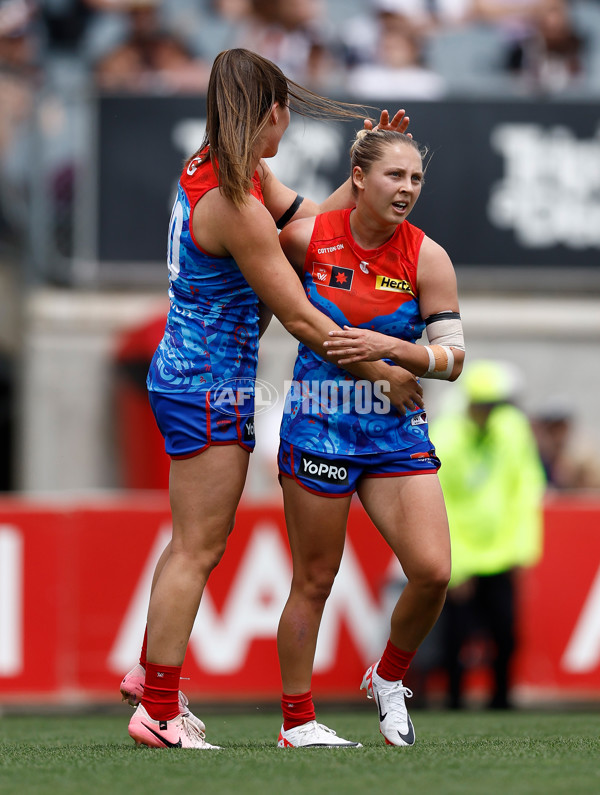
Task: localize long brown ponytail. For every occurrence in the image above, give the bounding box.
[190,48,370,208]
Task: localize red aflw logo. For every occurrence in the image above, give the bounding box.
[312,262,354,291]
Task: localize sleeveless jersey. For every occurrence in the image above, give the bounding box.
[147,150,263,393]
[279,208,428,455]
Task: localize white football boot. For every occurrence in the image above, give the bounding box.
[277,720,362,748]
[361,662,415,746]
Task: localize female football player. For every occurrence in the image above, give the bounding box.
[276,128,465,747]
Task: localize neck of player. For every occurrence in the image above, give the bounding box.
[349,207,398,251]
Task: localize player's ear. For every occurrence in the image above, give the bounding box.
[352,166,365,192]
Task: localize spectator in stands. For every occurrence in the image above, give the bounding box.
[341,0,435,70]
[469,0,586,90]
[202,0,252,56]
[41,0,97,57]
[504,0,585,93]
[93,0,210,93]
[346,11,446,100]
[532,396,600,490]
[211,0,252,22]
[431,360,546,709]
[233,0,342,90]
[507,0,585,94]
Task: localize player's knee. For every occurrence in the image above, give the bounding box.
[302,565,338,606]
[172,538,227,578]
[201,540,228,575]
[428,563,451,593]
[410,561,450,595]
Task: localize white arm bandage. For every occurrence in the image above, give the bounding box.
[422,311,465,380]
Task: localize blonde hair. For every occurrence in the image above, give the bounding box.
[189,49,370,208]
[350,129,427,195]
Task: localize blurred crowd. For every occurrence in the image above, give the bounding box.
[1,0,599,258]
[0,0,599,100]
[1,0,599,253]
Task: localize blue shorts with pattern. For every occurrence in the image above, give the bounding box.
[277,437,440,498]
[149,387,255,459]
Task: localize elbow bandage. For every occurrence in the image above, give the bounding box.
[422,311,465,380]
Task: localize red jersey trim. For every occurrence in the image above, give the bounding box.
[180,147,265,256]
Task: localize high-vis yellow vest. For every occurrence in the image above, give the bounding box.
[431,403,546,587]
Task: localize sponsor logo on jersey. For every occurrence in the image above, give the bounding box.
[243,417,255,442]
[299,452,350,485]
[312,263,354,291]
[186,156,202,176]
[410,412,427,426]
[375,275,414,295]
[317,243,344,254]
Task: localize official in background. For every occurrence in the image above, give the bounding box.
[431,359,546,710]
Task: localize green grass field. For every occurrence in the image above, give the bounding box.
[1,708,598,795]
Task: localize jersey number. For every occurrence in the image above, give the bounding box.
[167,199,184,281]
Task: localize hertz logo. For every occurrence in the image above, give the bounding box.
[375,276,414,295]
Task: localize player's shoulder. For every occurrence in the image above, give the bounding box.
[309,208,347,246]
[417,233,452,272]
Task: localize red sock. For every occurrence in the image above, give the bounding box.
[281,691,316,731]
[139,627,148,669]
[141,662,181,721]
[376,640,416,682]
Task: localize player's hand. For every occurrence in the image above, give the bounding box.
[324,326,394,365]
[382,368,424,415]
[364,109,411,137]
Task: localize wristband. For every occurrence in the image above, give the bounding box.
[423,345,455,380]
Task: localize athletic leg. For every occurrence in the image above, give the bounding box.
[358,474,451,652]
[277,478,351,695]
[276,478,361,748]
[146,445,249,667]
[357,473,450,745]
[129,445,248,748]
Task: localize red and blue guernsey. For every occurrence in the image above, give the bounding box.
[147,148,262,394]
[279,208,429,456]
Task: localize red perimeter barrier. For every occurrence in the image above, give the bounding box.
[0,494,599,704]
